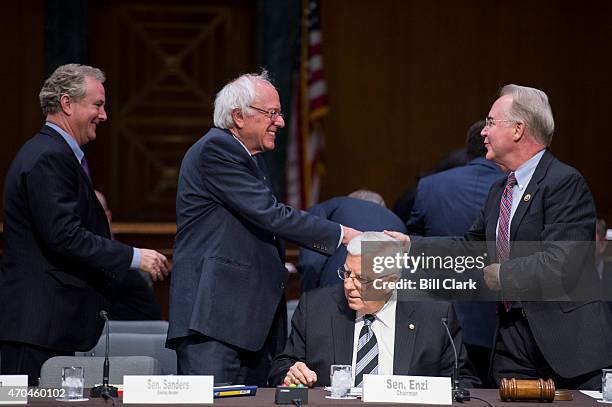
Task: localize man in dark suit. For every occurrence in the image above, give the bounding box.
[299,194,406,291]
[269,232,479,388]
[391,84,612,389]
[0,64,169,385]
[167,71,359,385]
[406,121,504,386]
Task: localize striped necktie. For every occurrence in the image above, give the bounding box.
[355,314,378,387]
[497,172,517,262]
[497,172,517,311]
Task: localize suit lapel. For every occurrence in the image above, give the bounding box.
[41,125,95,190]
[509,151,552,241]
[332,289,356,365]
[486,182,505,242]
[393,301,416,375]
[253,154,274,190]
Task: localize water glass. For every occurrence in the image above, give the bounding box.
[603,369,612,402]
[330,364,352,398]
[61,366,84,400]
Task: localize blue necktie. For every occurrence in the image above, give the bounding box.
[81,156,92,181]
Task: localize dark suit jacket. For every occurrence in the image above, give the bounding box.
[464,150,612,378]
[406,158,504,349]
[268,285,480,388]
[109,270,162,321]
[299,197,406,291]
[0,125,133,352]
[167,128,340,352]
[407,158,504,237]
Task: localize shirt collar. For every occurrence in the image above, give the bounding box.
[513,149,545,191]
[224,128,253,157]
[46,121,85,163]
[356,290,397,329]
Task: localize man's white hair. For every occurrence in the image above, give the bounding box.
[347,231,398,256]
[213,70,274,129]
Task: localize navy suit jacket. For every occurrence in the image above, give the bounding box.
[268,285,480,388]
[406,158,504,348]
[0,125,133,352]
[167,128,341,352]
[464,150,612,378]
[299,197,406,291]
[407,158,504,237]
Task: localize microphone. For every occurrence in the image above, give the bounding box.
[441,318,470,402]
[90,310,118,398]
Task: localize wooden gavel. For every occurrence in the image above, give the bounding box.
[499,378,556,402]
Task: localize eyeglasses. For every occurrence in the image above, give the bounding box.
[249,105,283,121]
[337,266,375,286]
[484,117,518,128]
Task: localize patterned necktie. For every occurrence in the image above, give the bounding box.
[355,314,378,387]
[497,172,517,311]
[497,172,517,262]
[81,156,92,181]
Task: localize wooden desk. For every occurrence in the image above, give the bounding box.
[23,388,602,406]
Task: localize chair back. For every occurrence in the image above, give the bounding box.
[39,356,161,387]
[86,333,176,374]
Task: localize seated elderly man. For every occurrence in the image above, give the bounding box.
[268,231,480,388]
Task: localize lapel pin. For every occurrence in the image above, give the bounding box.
[523,194,531,202]
[409,323,415,330]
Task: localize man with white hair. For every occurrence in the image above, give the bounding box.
[268,232,479,388]
[167,71,359,385]
[390,84,612,389]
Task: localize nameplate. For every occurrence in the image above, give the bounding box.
[123,376,213,404]
[363,374,452,405]
[0,375,28,405]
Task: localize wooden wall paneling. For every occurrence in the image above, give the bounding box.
[89,1,256,221]
[0,1,44,219]
[319,0,612,220]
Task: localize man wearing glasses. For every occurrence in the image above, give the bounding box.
[268,232,479,388]
[167,71,359,385]
[390,84,612,389]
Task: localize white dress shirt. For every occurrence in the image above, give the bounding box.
[351,291,397,379]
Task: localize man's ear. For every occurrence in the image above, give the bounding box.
[231,108,245,129]
[512,121,525,141]
[59,94,72,115]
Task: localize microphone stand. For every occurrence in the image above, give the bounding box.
[91,310,119,398]
[441,318,470,402]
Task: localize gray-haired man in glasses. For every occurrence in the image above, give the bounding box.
[167,71,360,386]
[268,231,479,388]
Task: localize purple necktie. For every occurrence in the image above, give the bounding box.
[81,156,92,181]
[497,172,517,311]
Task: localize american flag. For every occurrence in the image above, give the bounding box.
[285,0,328,209]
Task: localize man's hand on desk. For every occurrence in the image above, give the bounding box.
[283,362,317,387]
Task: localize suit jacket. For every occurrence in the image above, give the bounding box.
[109,270,162,321]
[167,128,340,352]
[406,158,504,348]
[407,158,504,237]
[464,150,612,378]
[0,125,133,352]
[299,197,406,291]
[268,285,480,388]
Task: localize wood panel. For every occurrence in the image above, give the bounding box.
[320,0,612,221]
[0,1,44,218]
[88,0,256,221]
